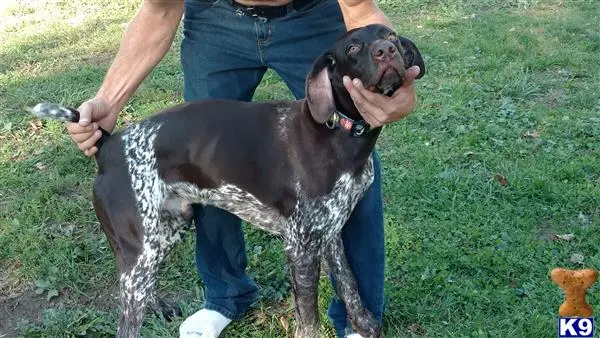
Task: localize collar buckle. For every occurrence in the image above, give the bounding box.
[326,111,370,137]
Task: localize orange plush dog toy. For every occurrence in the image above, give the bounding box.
[551,268,599,317]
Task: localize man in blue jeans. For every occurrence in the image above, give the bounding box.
[67,0,420,337]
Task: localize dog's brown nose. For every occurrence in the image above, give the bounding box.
[372,40,397,61]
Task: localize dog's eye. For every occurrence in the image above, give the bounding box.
[346,44,361,55]
[387,33,398,41]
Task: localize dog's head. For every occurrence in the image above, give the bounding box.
[305,24,425,124]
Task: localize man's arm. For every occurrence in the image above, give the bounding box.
[337,0,393,30]
[67,0,184,156]
[96,0,185,117]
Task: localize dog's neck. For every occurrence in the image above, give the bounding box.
[300,92,381,175]
[332,86,363,122]
[332,87,382,169]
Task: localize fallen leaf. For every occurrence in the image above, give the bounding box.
[407,323,427,335]
[553,233,575,241]
[253,309,267,325]
[578,212,591,226]
[570,253,584,265]
[35,162,47,171]
[279,316,289,333]
[46,288,59,301]
[29,120,42,132]
[523,130,540,139]
[494,174,509,186]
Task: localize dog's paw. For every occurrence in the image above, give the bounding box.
[351,310,381,338]
[148,296,183,321]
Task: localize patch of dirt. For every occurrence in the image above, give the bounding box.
[75,52,116,67]
[0,262,27,300]
[537,223,557,241]
[0,277,203,337]
[518,3,567,17]
[0,289,47,337]
[542,88,567,109]
[0,275,120,337]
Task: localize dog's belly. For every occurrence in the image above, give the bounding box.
[163,182,286,235]
[160,154,375,253]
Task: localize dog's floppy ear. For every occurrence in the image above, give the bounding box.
[305,53,336,124]
[399,36,426,79]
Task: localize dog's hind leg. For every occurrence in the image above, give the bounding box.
[145,196,195,321]
[93,174,165,338]
[117,240,162,338]
[115,203,187,337]
[285,240,322,338]
[324,237,381,338]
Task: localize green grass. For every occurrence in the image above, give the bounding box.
[1,0,599,337]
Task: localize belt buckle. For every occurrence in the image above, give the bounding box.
[245,6,259,16]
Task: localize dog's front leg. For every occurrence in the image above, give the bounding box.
[325,237,381,338]
[285,240,321,338]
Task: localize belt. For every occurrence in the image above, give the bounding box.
[231,0,317,18]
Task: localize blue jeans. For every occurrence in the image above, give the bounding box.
[180,0,385,336]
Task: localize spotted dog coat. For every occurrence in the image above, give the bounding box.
[30,24,425,338]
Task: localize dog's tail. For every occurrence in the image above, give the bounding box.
[28,102,111,150]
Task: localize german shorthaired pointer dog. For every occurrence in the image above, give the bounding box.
[30,24,424,338]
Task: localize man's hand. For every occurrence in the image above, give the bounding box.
[343,65,420,128]
[64,1,183,157]
[66,98,117,157]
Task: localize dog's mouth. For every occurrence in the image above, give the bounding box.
[368,65,404,97]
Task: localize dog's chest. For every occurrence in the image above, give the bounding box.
[285,156,375,251]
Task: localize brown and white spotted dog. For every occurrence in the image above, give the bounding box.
[30,24,425,338]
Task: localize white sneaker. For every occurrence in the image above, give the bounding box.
[179,309,232,338]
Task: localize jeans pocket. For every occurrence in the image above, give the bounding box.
[184,0,221,20]
[183,0,222,41]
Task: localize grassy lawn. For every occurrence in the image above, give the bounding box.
[1,0,599,337]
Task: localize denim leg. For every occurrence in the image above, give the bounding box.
[265,0,346,98]
[190,206,259,319]
[180,0,268,319]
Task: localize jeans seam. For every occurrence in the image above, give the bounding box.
[254,22,266,65]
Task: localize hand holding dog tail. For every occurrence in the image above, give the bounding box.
[28,102,112,150]
[29,103,82,122]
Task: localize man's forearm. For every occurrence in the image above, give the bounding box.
[96,1,184,115]
[337,0,392,31]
